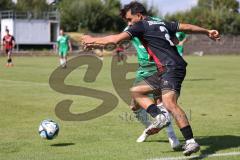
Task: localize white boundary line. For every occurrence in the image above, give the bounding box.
[148,152,240,160]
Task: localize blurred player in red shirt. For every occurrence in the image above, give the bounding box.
[115,46,124,62]
[2,29,15,67]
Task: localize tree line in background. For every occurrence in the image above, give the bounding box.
[58,0,157,32]
[165,0,240,35]
[0,0,240,34]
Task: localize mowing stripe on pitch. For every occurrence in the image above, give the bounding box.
[0,79,48,86]
[148,151,240,160]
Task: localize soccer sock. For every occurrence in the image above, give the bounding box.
[7,58,12,63]
[133,108,151,128]
[60,59,64,65]
[180,125,194,141]
[156,104,178,140]
[63,59,67,65]
[166,122,178,139]
[146,104,162,118]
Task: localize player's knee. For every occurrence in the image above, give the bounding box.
[163,99,178,112]
[130,86,140,96]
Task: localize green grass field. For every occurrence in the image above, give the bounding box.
[0,55,240,160]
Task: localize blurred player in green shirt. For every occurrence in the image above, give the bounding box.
[56,29,72,68]
[176,32,187,56]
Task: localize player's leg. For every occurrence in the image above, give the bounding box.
[8,49,13,66]
[157,102,181,150]
[62,55,67,68]
[116,51,121,62]
[153,95,181,150]
[6,49,13,67]
[130,99,151,128]
[133,72,163,142]
[61,49,68,68]
[130,75,171,131]
[130,99,151,142]
[58,51,64,67]
[5,49,9,67]
[120,52,124,62]
[132,70,180,147]
[160,68,200,156]
[131,99,165,143]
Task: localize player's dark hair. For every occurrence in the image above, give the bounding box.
[120,1,147,19]
[5,29,9,33]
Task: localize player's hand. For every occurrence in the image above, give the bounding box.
[208,30,220,41]
[81,35,97,50]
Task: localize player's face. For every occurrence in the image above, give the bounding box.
[125,10,143,26]
[60,30,64,36]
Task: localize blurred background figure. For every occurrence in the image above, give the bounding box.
[115,46,125,63]
[175,32,187,56]
[2,29,15,67]
[56,29,72,68]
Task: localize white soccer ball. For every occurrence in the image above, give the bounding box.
[38,119,59,140]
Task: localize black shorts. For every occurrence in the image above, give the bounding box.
[5,49,12,54]
[144,66,186,95]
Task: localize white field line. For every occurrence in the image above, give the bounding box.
[148,151,240,160]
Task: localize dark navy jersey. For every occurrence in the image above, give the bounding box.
[125,17,187,72]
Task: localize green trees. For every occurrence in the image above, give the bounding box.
[1,0,239,34]
[166,0,240,34]
[59,0,125,32]
[0,0,15,11]
[15,0,50,13]
[198,0,239,12]
[58,0,160,32]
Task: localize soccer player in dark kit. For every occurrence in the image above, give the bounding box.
[82,1,220,156]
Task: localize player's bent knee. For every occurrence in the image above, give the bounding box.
[130,86,141,95]
[163,100,178,112]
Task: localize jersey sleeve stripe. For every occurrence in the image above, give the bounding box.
[124,31,133,38]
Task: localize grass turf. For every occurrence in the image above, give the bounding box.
[0,55,239,160]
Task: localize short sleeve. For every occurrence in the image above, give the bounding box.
[124,21,145,38]
[182,32,187,39]
[164,21,179,35]
[12,36,15,41]
[57,36,60,42]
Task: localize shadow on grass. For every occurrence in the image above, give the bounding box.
[191,135,240,159]
[146,135,240,158]
[51,143,75,147]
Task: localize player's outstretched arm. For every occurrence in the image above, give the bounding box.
[179,23,220,41]
[82,32,131,46]
[2,39,5,50]
[68,39,72,52]
[12,39,16,49]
